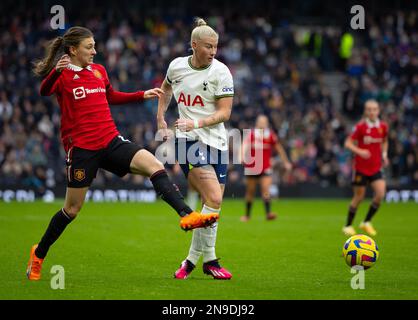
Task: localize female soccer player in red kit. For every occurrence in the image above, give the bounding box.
[343,99,389,236]
[241,115,292,221]
[26,27,218,281]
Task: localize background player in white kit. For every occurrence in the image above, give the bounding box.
[157,18,233,280]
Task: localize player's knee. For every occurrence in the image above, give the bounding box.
[352,195,364,205]
[373,193,385,204]
[131,150,164,175]
[64,204,83,218]
[357,192,366,201]
[262,192,271,200]
[245,194,254,201]
[149,158,164,173]
[245,189,255,198]
[205,193,222,209]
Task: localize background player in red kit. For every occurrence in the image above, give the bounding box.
[241,115,292,221]
[26,27,219,281]
[343,99,389,236]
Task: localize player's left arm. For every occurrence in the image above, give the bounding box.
[201,96,233,127]
[99,65,163,105]
[200,66,235,128]
[240,131,252,164]
[274,142,292,171]
[106,85,163,105]
[175,96,233,132]
[382,136,389,167]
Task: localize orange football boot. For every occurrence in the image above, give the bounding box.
[26,244,44,281]
[180,211,219,231]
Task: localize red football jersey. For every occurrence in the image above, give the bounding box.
[40,63,144,152]
[350,119,388,176]
[243,128,278,174]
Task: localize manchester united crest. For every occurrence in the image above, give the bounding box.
[93,69,103,79]
[74,169,85,181]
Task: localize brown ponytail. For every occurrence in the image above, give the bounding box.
[33,27,93,78]
[33,36,64,77]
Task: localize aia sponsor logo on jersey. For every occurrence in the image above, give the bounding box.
[73,86,106,100]
[177,92,204,107]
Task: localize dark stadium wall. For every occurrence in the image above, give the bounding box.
[1,185,418,203]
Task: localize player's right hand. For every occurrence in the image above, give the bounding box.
[358,149,371,159]
[55,54,71,73]
[284,161,292,171]
[144,88,164,99]
[157,118,170,141]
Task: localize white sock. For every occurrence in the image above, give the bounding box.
[186,229,202,266]
[186,192,202,265]
[200,204,220,263]
[187,189,199,211]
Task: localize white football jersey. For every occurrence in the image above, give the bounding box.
[166,56,234,151]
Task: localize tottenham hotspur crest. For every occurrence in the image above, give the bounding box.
[203,81,208,91]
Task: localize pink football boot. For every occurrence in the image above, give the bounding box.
[174,260,195,279]
[203,259,232,280]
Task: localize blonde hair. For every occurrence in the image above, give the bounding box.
[190,17,218,48]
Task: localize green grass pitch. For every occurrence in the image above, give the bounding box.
[1,199,417,300]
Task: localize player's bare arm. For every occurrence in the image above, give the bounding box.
[345,136,370,159]
[157,79,173,118]
[157,79,173,139]
[382,137,389,167]
[241,138,250,165]
[175,96,233,132]
[200,96,233,127]
[275,142,292,171]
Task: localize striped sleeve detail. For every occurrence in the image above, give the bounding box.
[215,94,234,99]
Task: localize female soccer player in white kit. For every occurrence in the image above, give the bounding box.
[157,18,233,279]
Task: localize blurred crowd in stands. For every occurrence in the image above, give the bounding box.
[0,1,417,195]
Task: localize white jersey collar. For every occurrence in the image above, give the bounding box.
[67,63,92,72]
[365,118,380,128]
[187,56,212,71]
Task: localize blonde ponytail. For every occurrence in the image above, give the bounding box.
[194,17,208,27]
[190,17,218,48]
